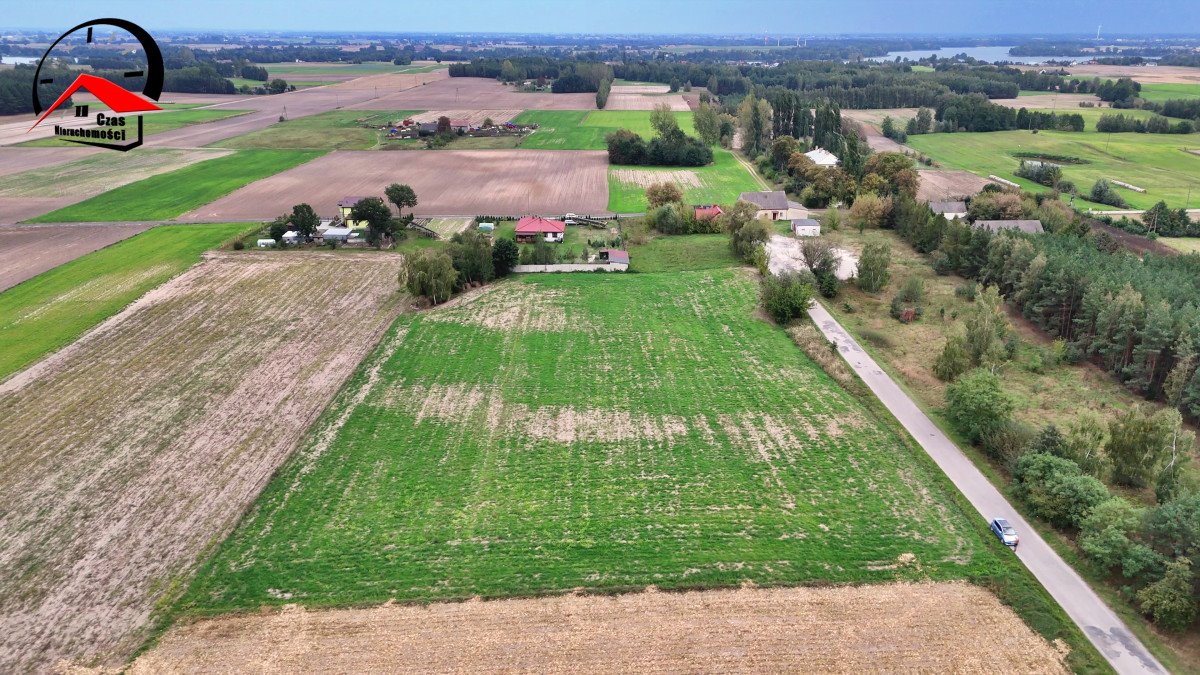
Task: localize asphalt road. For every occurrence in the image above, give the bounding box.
[808,301,1165,675]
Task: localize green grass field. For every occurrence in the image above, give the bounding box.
[20,106,252,147]
[627,234,737,272]
[908,126,1200,210]
[214,110,421,150]
[0,223,253,380]
[514,110,697,150]
[608,149,764,212]
[27,150,322,222]
[1161,237,1200,254]
[1138,82,1200,104]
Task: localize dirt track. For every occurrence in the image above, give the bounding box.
[182,149,610,219]
[0,223,151,291]
[0,252,407,672]
[132,583,1067,674]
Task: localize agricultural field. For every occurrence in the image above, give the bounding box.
[0,222,151,292]
[252,61,446,76]
[19,106,253,147]
[0,252,408,672]
[0,222,252,380]
[227,77,337,89]
[183,269,1008,614]
[27,149,323,222]
[608,149,763,212]
[136,583,1066,673]
[214,109,422,150]
[626,233,738,273]
[183,149,609,219]
[1161,236,1200,254]
[423,217,474,238]
[515,110,697,150]
[907,128,1200,210]
[348,76,596,111]
[1138,82,1200,104]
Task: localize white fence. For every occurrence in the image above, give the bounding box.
[513,263,628,273]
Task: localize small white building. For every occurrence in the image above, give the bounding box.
[323,227,353,243]
[804,147,840,167]
[256,239,277,248]
[281,230,299,244]
[930,201,968,220]
[791,218,821,237]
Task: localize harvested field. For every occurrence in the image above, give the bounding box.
[0,223,151,292]
[135,583,1066,674]
[1030,63,1200,85]
[348,77,596,111]
[993,93,1102,109]
[841,108,918,130]
[612,168,701,189]
[0,252,408,672]
[183,150,609,219]
[409,109,522,126]
[610,83,671,94]
[0,148,231,199]
[0,147,98,178]
[604,93,691,111]
[423,217,473,238]
[917,169,994,202]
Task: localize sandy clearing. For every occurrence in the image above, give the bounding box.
[409,109,523,125]
[0,223,152,291]
[131,583,1067,674]
[766,234,858,280]
[0,252,408,672]
[918,169,994,202]
[612,168,701,189]
[604,93,691,111]
[347,76,596,111]
[181,149,609,219]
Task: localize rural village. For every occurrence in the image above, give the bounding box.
[3,3,1200,673]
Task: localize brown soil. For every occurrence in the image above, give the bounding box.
[0,223,152,291]
[409,108,523,125]
[605,93,691,111]
[181,149,610,219]
[611,84,672,94]
[130,583,1068,674]
[347,77,596,111]
[992,93,1103,109]
[841,109,917,152]
[917,169,993,202]
[1026,64,1200,85]
[0,252,408,672]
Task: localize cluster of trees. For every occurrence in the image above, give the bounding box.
[1095,113,1195,135]
[1159,99,1200,122]
[605,104,712,167]
[935,93,1020,132]
[1015,109,1085,132]
[4,65,73,115]
[1143,201,1200,237]
[1089,179,1128,208]
[449,57,611,93]
[595,77,612,109]
[1096,77,1142,106]
[162,63,237,94]
[401,230,519,305]
[880,108,932,143]
[641,183,723,235]
[692,99,736,147]
[1014,160,1065,189]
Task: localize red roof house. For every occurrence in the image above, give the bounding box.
[514,216,566,243]
[695,204,723,220]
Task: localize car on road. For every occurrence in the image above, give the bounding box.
[991,518,1019,548]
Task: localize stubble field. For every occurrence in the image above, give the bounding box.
[179,269,1008,621]
[0,252,408,672]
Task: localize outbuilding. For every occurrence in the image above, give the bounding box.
[804,147,840,167]
[694,204,723,221]
[281,230,299,244]
[256,239,277,248]
[738,191,807,221]
[323,227,354,243]
[790,218,821,237]
[931,201,968,220]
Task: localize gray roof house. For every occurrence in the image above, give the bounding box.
[930,201,967,216]
[738,191,789,211]
[973,219,1044,234]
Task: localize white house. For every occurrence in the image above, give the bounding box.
[738,191,807,220]
[930,201,968,220]
[791,218,821,237]
[804,147,839,167]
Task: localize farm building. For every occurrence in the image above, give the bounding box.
[281,230,299,244]
[973,219,1044,234]
[515,216,566,243]
[738,191,807,221]
[791,218,821,237]
[694,204,723,221]
[599,249,630,265]
[804,147,840,167]
[323,227,354,243]
[930,201,968,220]
[337,196,373,229]
[449,118,471,132]
[256,239,276,248]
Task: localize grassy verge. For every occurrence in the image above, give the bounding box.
[214,110,421,151]
[607,149,763,212]
[26,150,323,222]
[0,223,255,380]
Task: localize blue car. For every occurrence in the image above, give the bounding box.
[991,518,1019,548]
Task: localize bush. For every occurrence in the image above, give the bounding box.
[855,242,891,293]
[761,272,816,324]
[934,334,972,382]
[946,368,1014,444]
[1089,179,1128,208]
[1137,557,1198,631]
[1014,160,1063,188]
[1012,453,1110,529]
[982,419,1037,467]
[404,250,458,304]
[645,181,684,210]
[647,204,688,235]
[954,281,978,301]
[232,239,245,251]
[930,250,953,276]
[605,129,646,165]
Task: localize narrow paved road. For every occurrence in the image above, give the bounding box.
[808,302,1165,675]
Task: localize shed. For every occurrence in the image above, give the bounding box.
[790,218,821,237]
[256,239,276,248]
[514,216,566,243]
[281,230,299,244]
[804,147,840,167]
[599,249,630,265]
[694,204,723,221]
[478,222,495,232]
[323,227,353,242]
[973,219,1044,234]
[930,201,968,220]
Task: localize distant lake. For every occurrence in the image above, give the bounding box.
[1,56,38,65]
[869,46,1088,65]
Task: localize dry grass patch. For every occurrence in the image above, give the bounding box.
[134,583,1067,674]
[612,168,701,189]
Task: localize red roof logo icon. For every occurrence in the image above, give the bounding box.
[29,73,161,131]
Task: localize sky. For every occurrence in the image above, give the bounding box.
[4,0,1199,36]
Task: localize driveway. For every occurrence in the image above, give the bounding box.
[808,301,1165,675]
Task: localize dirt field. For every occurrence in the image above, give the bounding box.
[993,93,1103,109]
[347,77,596,111]
[409,108,523,125]
[0,147,99,178]
[0,252,408,672]
[133,583,1067,674]
[604,93,691,111]
[611,83,672,94]
[612,168,701,188]
[0,223,152,291]
[1021,64,1200,85]
[841,109,916,152]
[917,168,994,202]
[182,150,610,219]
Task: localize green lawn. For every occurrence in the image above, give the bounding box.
[214,110,421,151]
[27,150,322,222]
[1161,237,1200,254]
[19,106,252,147]
[0,223,253,380]
[608,149,764,212]
[908,127,1200,210]
[627,233,737,272]
[1138,82,1200,104]
[514,110,697,150]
